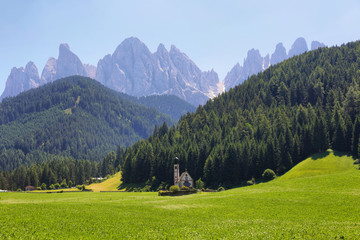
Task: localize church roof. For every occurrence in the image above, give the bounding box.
[179,171,192,180]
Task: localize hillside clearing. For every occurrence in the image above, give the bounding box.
[87,171,122,192]
[279,149,355,180]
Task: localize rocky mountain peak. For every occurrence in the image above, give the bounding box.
[288,37,308,58]
[83,64,97,79]
[224,38,326,91]
[59,43,70,52]
[95,39,218,106]
[157,43,167,53]
[56,43,87,79]
[0,62,41,100]
[41,57,57,82]
[311,41,325,50]
[113,37,151,60]
[242,49,263,77]
[224,63,243,91]
[24,61,39,76]
[270,43,288,65]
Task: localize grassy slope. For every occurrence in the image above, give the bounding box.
[0,152,360,239]
[280,149,355,180]
[87,172,122,192]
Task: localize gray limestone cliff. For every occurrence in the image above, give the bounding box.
[2,44,93,100]
[311,41,326,50]
[288,37,308,58]
[224,38,326,90]
[55,43,88,79]
[0,62,41,100]
[270,43,288,65]
[96,37,218,106]
[224,49,269,91]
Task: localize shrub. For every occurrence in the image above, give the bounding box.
[141,185,151,192]
[17,188,22,192]
[133,187,141,192]
[76,185,85,191]
[68,180,73,188]
[156,181,168,191]
[49,184,55,190]
[54,183,61,189]
[145,176,159,191]
[40,183,47,190]
[247,177,256,185]
[195,178,205,189]
[60,179,68,189]
[262,169,276,181]
[181,186,190,191]
[169,185,180,193]
[217,187,225,192]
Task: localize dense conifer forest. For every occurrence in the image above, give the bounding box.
[119,41,360,188]
[0,77,172,171]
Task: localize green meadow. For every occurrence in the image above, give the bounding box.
[1,151,360,239]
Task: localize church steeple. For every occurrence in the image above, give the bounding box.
[173,157,180,186]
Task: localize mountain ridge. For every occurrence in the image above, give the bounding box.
[1,37,326,105]
[224,37,326,90]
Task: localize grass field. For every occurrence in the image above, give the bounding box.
[87,171,122,192]
[1,151,360,239]
[280,149,355,180]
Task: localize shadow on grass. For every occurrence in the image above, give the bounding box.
[311,150,330,160]
[332,150,354,158]
[117,182,145,191]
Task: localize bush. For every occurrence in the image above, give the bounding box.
[156,182,168,191]
[195,178,205,189]
[169,185,180,193]
[54,183,61,189]
[262,169,276,181]
[60,179,68,189]
[217,187,225,192]
[68,180,73,188]
[145,176,159,191]
[40,183,47,190]
[76,185,85,191]
[141,185,151,192]
[181,186,190,191]
[247,177,256,185]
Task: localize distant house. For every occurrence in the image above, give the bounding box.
[24,186,37,191]
[0,189,8,192]
[173,157,194,188]
[91,177,104,181]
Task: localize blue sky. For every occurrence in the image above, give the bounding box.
[0,0,359,93]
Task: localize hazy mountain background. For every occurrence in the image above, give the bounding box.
[1,37,325,106]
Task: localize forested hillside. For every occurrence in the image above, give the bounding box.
[0,76,172,171]
[118,94,196,122]
[137,95,196,122]
[120,41,360,187]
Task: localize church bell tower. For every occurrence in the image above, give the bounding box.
[173,157,180,186]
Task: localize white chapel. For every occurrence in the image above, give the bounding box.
[173,157,194,188]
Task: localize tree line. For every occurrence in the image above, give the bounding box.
[0,148,123,191]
